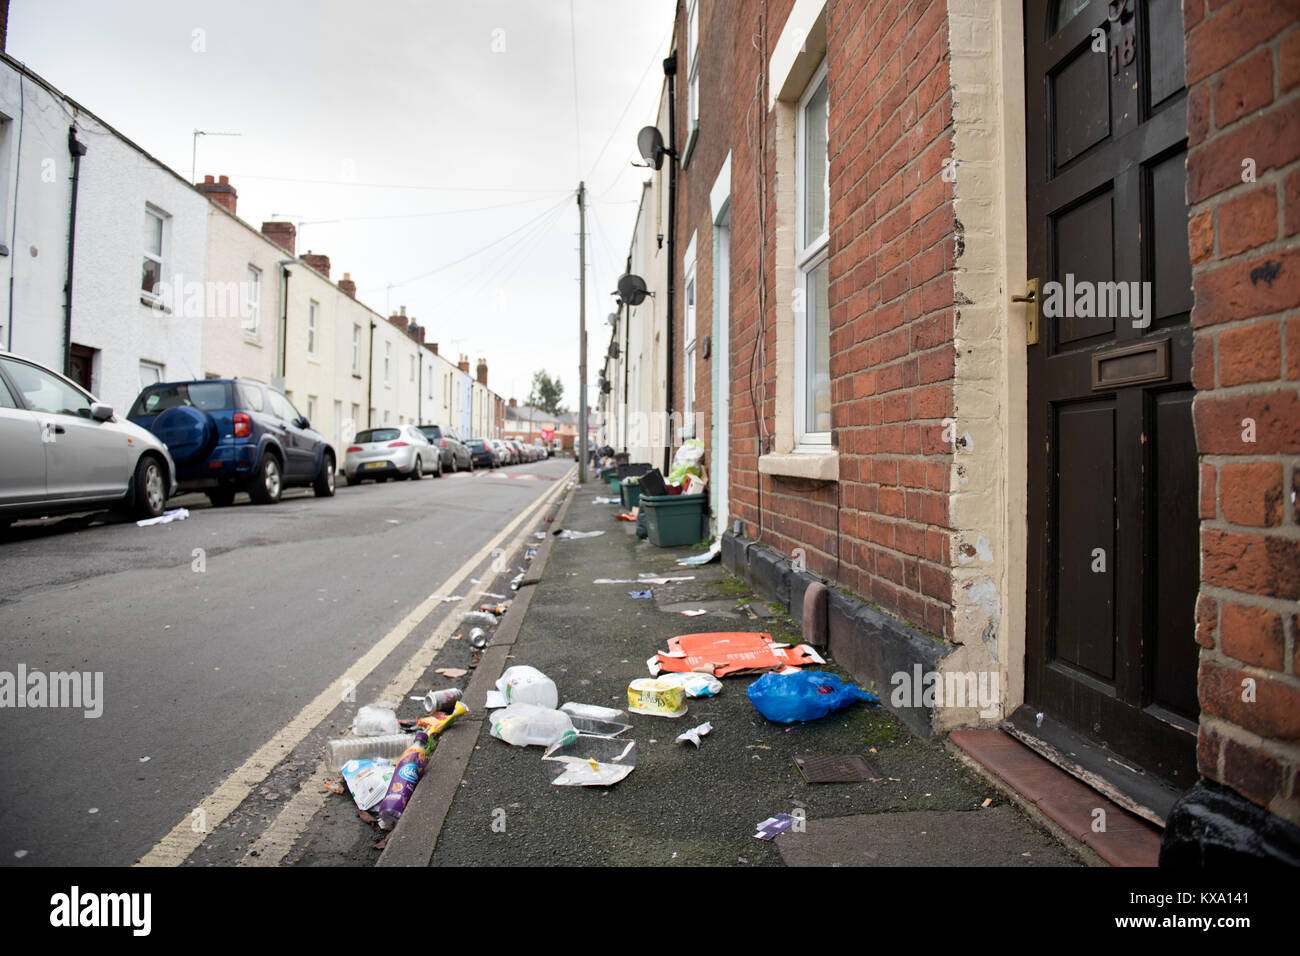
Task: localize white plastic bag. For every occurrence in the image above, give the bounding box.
[489,703,577,747]
[496,665,558,709]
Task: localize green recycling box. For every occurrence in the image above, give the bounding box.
[640,492,706,547]
[621,480,642,510]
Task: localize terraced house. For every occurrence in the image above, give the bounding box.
[606,0,1300,862]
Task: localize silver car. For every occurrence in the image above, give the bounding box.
[0,350,178,527]
[344,424,439,484]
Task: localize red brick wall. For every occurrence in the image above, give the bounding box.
[720,0,956,639]
[1185,0,1300,822]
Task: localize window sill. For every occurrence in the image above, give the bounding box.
[758,449,838,481]
[681,124,700,169]
[140,296,169,314]
[243,333,262,347]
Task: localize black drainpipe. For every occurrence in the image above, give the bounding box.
[277,264,292,380]
[367,320,376,427]
[63,126,87,377]
[663,53,678,475]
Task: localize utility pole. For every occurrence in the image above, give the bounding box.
[578,181,588,483]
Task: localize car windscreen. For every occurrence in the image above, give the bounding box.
[417,426,441,440]
[467,439,486,448]
[129,382,230,417]
[354,428,401,444]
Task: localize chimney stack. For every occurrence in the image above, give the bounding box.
[261,220,296,256]
[197,174,237,215]
[338,271,356,297]
[476,357,488,386]
[301,251,330,279]
[413,325,426,345]
[430,342,439,354]
[389,306,409,332]
[509,397,518,408]
[458,354,470,375]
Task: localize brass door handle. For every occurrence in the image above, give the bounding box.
[1012,277,1040,345]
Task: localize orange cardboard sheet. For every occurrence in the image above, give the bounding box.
[655,632,821,678]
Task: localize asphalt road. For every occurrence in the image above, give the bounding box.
[0,456,573,867]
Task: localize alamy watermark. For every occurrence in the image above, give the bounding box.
[0,665,103,718]
[1041,273,1151,329]
[890,665,1000,719]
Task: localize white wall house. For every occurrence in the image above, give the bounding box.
[0,54,207,413]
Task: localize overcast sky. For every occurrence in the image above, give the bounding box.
[7,0,674,409]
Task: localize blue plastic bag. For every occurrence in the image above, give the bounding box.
[746,670,878,723]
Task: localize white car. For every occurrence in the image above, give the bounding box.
[344,424,440,484]
[0,350,178,528]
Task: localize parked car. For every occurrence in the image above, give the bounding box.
[465,437,496,469]
[344,425,438,483]
[417,424,473,473]
[488,439,510,467]
[127,378,335,506]
[0,350,177,525]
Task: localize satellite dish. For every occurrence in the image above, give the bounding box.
[637,126,666,170]
[617,273,649,306]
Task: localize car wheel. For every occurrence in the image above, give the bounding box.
[410,456,423,481]
[248,453,283,504]
[132,455,167,519]
[450,456,458,474]
[207,487,236,507]
[345,474,359,486]
[376,476,389,484]
[313,453,336,497]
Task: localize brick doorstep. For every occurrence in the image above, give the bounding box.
[948,729,1163,867]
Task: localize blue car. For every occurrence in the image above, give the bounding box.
[127,379,336,506]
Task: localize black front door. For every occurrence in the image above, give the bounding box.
[1022,0,1199,787]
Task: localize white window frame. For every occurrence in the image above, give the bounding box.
[141,205,167,307]
[244,265,262,338]
[306,395,316,425]
[384,341,392,384]
[682,234,698,438]
[684,0,701,165]
[307,300,319,357]
[351,324,362,375]
[794,59,830,448]
[409,354,416,382]
[139,360,164,391]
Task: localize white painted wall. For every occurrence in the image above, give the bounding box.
[0,57,207,414]
[201,205,281,386]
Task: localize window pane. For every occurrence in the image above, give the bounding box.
[141,257,161,295]
[143,212,163,256]
[805,257,830,434]
[2,358,91,417]
[803,76,829,247]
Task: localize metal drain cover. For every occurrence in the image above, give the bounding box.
[794,754,881,784]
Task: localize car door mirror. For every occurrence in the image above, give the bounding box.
[90,402,113,422]
[297,417,310,430]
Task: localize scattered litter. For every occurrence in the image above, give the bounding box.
[627,678,689,718]
[371,834,390,851]
[327,733,414,770]
[592,496,620,504]
[1035,711,1044,728]
[544,735,637,786]
[13,851,28,859]
[794,754,881,784]
[489,702,578,747]
[510,573,526,591]
[533,531,547,539]
[138,756,151,763]
[351,705,400,737]
[340,758,396,811]
[477,591,507,600]
[469,628,489,649]
[675,721,713,748]
[136,508,189,527]
[376,704,467,829]
[494,665,558,708]
[560,702,632,737]
[655,672,722,698]
[628,589,653,599]
[458,610,498,627]
[754,814,795,840]
[410,688,463,714]
[323,779,346,795]
[556,529,605,539]
[616,512,637,521]
[435,667,469,680]
[677,541,722,566]
[747,671,878,723]
[524,548,537,561]
[358,809,376,825]
[480,602,511,615]
[680,609,707,617]
[386,519,400,524]
[653,632,823,678]
[982,798,993,808]
[428,594,464,603]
